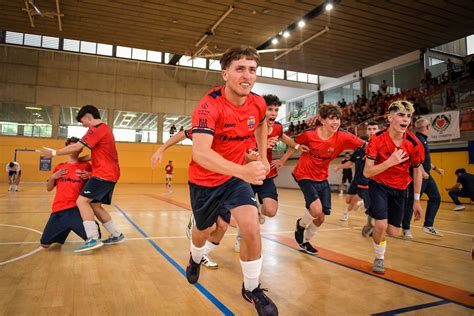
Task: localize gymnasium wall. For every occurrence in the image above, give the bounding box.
[274,150,474,204]
[0,136,192,184]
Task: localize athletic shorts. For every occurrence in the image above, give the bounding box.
[342,172,353,183]
[189,177,257,230]
[8,170,16,177]
[367,180,407,227]
[347,182,370,210]
[251,177,278,204]
[166,174,172,180]
[40,207,87,244]
[295,178,332,215]
[80,176,116,205]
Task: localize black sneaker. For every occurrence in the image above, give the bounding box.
[299,242,318,255]
[241,284,278,316]
[186,253,201,284]
[294,218,305,245]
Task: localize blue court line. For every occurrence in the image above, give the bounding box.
[113,203,234,316]
[372,300,450,315]
[261,234,474,310]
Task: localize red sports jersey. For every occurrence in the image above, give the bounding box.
[165,164,174,175]
[80,123,120,182]
[366,129,424,190]
[51,161,92,213]
[189,87,266,187]
[246,122,283,179]
[293,128,363,181]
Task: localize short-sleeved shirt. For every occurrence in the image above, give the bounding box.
[80,123,120,182]
[189,87,266,187]
[415,132,431,174]
[5,162,21,173]
[341,158,353,177]
[292,128,363,181]
[165,164,173,175]
[51,161,92,213]
[247,122,284,179]
[457,173,474,195]
[366,129,424,190]
[350,145,368,186]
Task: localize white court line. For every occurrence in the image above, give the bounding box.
[0,223,43,265]
[278,202,474,238]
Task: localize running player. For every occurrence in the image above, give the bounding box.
[186,46,277,315]
[363,101,424,274]
[40,105,124,252]
[335,121,380,222]
[5,161,21,192]
[293,104,364,254]
[164,160,173,188]
[41,137,102,247]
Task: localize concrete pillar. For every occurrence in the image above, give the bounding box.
[157,113,164,143]
[360,77,368,97]
[51,105,60,139]
[107,109,114,128]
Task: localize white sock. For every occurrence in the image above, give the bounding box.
[83,220,99,239]
[241,256,263,291]
[373,240,386,259]
[103,220,121,237]
[203,240,218,256]
[300,209,315,227]
[190,241,206,264]
[304,222,318,242]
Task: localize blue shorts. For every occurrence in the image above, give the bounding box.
[347,181,370,210]
[40,207,87,245]
[80,176,116,205]
[295,177,332,215]
[367,180,407,227]
[189,177,257,230]
[251,177,278,204]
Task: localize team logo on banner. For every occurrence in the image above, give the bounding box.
[247,116,256,131]
[431,113,451,133]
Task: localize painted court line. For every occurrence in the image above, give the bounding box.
[0,224,44,265]
[371,299,450,315]
[113,203,234,316]
[156,196,474,309]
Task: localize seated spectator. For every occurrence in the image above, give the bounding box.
[300,120,308,131]
[295,120,301,134]
[446,168,474,211]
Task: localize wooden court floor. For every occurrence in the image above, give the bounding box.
[1,183,473,315]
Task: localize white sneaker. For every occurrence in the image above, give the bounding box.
[402,229,413,240]
[453,205,465,211]
[339,190,343,196]
[258,211,266,225]
[233,239,240,253]
[340,211,349,221]
[355,200,364,211]
[201,254,218,269]
[423,226,444,237]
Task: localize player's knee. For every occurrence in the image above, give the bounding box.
[215,218,229,233]
[374,220,388,231]
[265,205,278,217]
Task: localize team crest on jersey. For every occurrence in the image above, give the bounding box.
[431,113,451,133]
[327,147,334,154]
[247,116,256,131]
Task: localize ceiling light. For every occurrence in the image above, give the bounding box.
[283,31,290,38]
[325,3,333,11]
[25,106,43,110]
[271,38,279,45]
[298,20,305,28]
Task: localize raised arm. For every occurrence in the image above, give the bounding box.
[39,142,85,158]
[151,130,187,168]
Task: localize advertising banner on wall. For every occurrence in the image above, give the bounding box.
[424,110,460,141]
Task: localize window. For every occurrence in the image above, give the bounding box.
[261,67,273,78]
[80,41,97,54]
[209,59,221,71]
[58,106,108,138]
[297,72,308,83]
[0,103,52,137]
[164,53,172,63]
[162,114,191,145]
[5,31,23,45]
[132,48,147,61]
[42,36,59,49]
[287,71,297,81]
[97,43,113,56]
[178,56,193,67]
[147,50,162,62]
[24,33,41,47]
[308,74,318,84]
[63,39,80,52]
[113,111,157,143]
[193,57,207,69]
[116,46,132,58]
[273,68,284,79]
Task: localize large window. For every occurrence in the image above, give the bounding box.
[58,106,108,138]
[0,103,52,137]
[113,111,157,143]
[163,115,192,145]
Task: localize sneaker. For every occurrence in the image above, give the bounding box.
[258,210,266,225]
[185,214,194,240]
[74,238,103,253]
[234,239,241,253]
[402,229,413,240]
[201,254,218,269]
[294,218,305,244]
[339,190,343,196]
[361,216,374,238]
[372,258,385,274]
[185,253,201,284]
[299,242,318,255]
[241,284,278,316]
[423,226,444,237]
[453,205,465,211]
[340,211,349,222]
[102,233,125,244]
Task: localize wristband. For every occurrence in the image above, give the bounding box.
[414,193,420,201]
[294,144,300,150]
[51,149,57,156]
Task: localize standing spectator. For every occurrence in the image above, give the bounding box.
[300,119,308,131]
[446,88,456,110]
[340,98,347,108]
[169,124,177,136]
[380,80,388,94]
[5,161,21,192]
[288,121,295,136]
[179,126,184,133]
[424,68,433,87]
[337,152,353,196]
[295,120,301,134]
[447,58,454,82]
[446,168,474,211]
